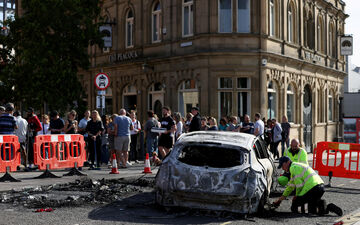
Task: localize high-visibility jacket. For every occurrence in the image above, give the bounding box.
[283,162,324,197]
[284,147,308,165]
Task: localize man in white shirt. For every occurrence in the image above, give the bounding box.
[254,112,264,136]
[13,111,28,168]
[78,110,91,161]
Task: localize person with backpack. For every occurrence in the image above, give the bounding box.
[144,110,159,156]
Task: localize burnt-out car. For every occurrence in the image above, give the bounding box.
[155,131,277,214]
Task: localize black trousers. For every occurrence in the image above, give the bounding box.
[130,134,138,161]
[271,141,281,159]
[291,184,325,214]
[88,137,101,166]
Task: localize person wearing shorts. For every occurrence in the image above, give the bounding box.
[114,109,133,168]
[158,106,176,158]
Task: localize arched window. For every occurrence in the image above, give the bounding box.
[286,84,295,123]
[329,22,336,58]
[287,2,296,43]
[328,91,334,122]
[218,0,232,33]
[267,81,277,119]
[126,9,134,48]
[237,0,250,33]
[152,1,161,43]
[306,11,315,49]
[148,82,165,117]
[179,79,199,116]
[317,15,325,53]
[182,0,193,37]
[269,0,275,36]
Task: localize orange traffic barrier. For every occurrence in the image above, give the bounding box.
[313,141,360,185]
[33,134,86,178]
[0,135,21,182]
[143,153,152,174]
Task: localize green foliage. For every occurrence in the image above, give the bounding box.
[0,0,103,112]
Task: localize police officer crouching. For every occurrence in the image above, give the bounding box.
[273,156,343,216]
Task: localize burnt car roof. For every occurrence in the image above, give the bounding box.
[177,131,256,151]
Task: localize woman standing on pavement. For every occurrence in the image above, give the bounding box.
[86,110,104,169]
[38,114,51,135]
[107,114,118,167]
[207,117,218,131]
[64,110,78,134]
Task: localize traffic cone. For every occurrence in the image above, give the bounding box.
[109,153,119,174]
[143,153,152,174]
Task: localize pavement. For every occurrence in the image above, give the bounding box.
[0,162,158,192]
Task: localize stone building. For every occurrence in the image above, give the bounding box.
[81,0,348,152]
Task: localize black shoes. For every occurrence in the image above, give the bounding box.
[326,203,343,216]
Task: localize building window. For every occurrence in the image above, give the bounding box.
[237,0,250,33]
[182,0,193,37]
[328,94,333,122]
[317,15,325,53]
[287,84,295,123]
[126,10,134,48]
[287,2,296,43]
[269,0,275,36]
[267,81,277,119]
[148,82,165,118]
[123,85,137,112]
[306,12,315,49]
[218,0,232,33]
[317,88,325,123]
[179,79,198,116]
[329,22,336,58]
[237,78,251,118]
[152,1,161,43]
[219,77,233,117]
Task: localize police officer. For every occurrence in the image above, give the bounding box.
[283,139,308,165]
[273,156,343,216]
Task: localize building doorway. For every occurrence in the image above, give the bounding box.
[303,84,312,152]
[123,85,137,112]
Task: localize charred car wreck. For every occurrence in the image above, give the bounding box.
[155,131,277,214]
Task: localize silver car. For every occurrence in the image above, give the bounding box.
[155,131,277,214]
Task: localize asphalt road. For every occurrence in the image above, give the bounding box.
[0,161,358,225]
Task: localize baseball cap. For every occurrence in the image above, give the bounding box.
[27,107,34,113]
[277,156,291,169]
[191,106,199,111]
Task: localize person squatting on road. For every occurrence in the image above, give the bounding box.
[273,156,343,216]
[284,139,308,165]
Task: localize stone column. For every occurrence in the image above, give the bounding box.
[259,68,268,119]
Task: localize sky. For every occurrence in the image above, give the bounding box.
[345,0,360,66]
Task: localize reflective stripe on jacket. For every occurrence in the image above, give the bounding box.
[283,162,324,197]
[284,147,308,165]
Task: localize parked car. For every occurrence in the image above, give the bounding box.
[155,131,277,214]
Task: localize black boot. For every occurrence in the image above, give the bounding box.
[317,200,326,215]
[326,203,343,216]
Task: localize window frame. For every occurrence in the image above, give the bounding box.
[152,1,162,43]
[182,0,194,37]
[328,93,333,122]
[317,15,325,53]
[218,0,233,33]
[236,0,250,33]
[125,9,134,48]
[269,0,275,36]
[267,80,277,120]
[286,84,296,123]
[236,77,251,119]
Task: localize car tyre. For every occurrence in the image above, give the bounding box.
[257,190,268,215]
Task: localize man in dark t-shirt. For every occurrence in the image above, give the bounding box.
[49,111,65,134]
[158,106,176,158]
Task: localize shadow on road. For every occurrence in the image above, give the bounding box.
[88,192,338,224]
[325,186,360,195]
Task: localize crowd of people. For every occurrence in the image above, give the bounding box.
[0,103,291,170]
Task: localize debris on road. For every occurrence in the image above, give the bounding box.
[0,177,155,209]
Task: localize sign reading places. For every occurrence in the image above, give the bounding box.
[109,51,139,63]
[340,36,353,56]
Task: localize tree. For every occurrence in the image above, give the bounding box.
[0,0,104,112]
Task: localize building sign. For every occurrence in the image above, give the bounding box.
[100,25,112,48]
[340,36,353,56]
[304,51,321,63]
[109,51,140,63]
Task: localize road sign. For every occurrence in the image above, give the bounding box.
[94,73,110,90]
[96,96,105,109]
[98,90,106,95]
[340,36,353,56]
